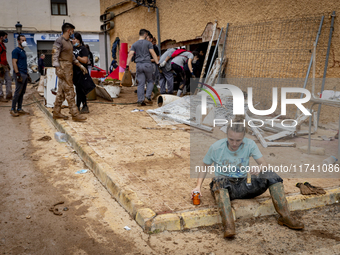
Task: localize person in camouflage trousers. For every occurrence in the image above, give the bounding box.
[52,23,87,122]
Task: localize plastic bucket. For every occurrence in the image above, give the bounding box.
[103,85,121,98]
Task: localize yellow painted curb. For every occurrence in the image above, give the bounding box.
[136,208,157,232]
[150,213,181,232]
[180,208,221,229]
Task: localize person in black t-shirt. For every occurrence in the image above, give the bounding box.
[73,32,90,114]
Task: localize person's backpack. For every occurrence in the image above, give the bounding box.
[171,49,187,58]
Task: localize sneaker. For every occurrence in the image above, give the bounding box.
[80,106,90,114]
[5,95,12,100]
[10,110,19,117]
[137,101,146,106]
[144,97,153,105]
[17,109,30,115]
[0,97,8,102]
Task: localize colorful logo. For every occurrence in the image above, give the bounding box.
[196,82,222,107]
[199,83,311,116]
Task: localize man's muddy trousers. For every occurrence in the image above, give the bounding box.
[136,62,153,103]
[54,61,79,116]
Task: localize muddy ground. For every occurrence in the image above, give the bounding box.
[0,90,340,254]
[39,86,340,214]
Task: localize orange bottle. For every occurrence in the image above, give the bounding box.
[193,191,200,205]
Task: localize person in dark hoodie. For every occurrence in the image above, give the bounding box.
[72,32,90,114]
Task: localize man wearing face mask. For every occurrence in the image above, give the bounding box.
[0,31,12,102]
[10,34,29,117]
[72,32,90,114]
[52,23,87,122]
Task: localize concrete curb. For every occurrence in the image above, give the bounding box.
[33,96,340,234]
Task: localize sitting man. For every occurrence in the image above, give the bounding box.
[191,120,304,238]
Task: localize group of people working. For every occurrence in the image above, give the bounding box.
[0,26,316,239]
[126,29,306,239]
[126,29,203,106]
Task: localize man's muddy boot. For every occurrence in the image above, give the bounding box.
[53,112,69,120]
[10,110,19,117]
[144,97,153,105]
[72,114,87,122]
[214,189,236,238]
[53,106,68,120]
[269,182,304,230]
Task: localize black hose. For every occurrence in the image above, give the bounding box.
[87,101,136,105]
[0,99,136,107]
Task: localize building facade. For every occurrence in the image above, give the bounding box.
[0,0,109,80]
[100,0,340,123]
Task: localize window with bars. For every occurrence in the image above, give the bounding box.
[51,0,67,15]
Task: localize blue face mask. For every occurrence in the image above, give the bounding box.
[74,42,79,47]
[3,38,8,43]
[70,33,74,39]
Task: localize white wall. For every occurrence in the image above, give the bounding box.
[0,0,101,32]
[99,33,111,73]
[4,33,15,71]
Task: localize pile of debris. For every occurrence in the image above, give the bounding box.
[244,112,316,148]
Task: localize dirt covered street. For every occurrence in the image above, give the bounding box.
[0,92,339,255]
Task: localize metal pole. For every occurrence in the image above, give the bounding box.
[317,11,336,125]
[300,16,324,95]
[217,23,229,84]
[197,20,217,92]
[338,112,340,161]
[295,16,324,118]
[308,42,317,154]
[104,31,109,74]
[156,7,161,52]
[204,27,223,85]
[308,107,313,154]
